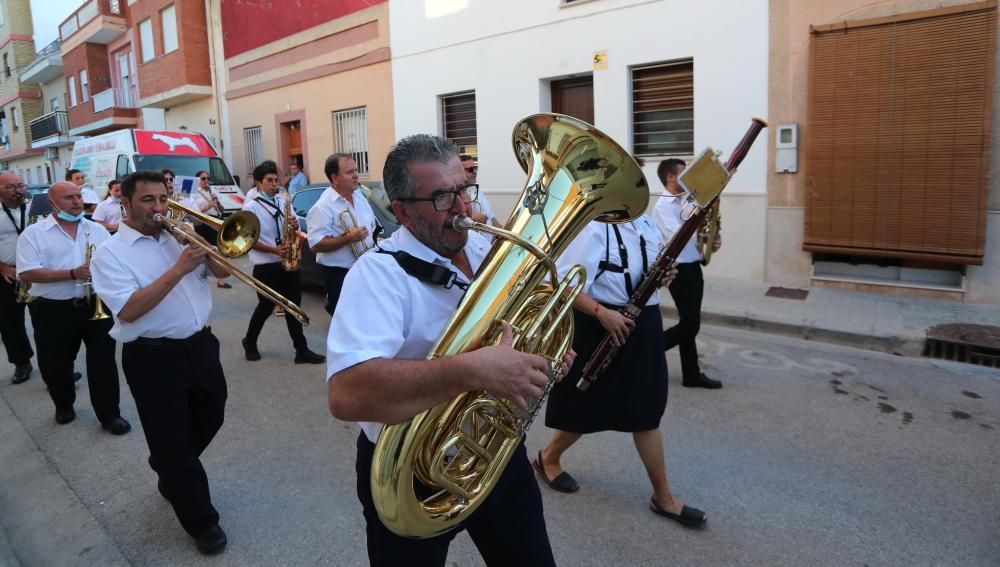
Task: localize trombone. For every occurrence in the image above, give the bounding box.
[155,209,311,326]
[167,199,261,258]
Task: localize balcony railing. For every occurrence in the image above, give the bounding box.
[60,0,124,41]
[92,86,138,113]
[30,111,70,142]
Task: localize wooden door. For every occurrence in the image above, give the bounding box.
[551,76,594,124]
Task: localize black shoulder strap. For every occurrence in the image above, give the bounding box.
[2,203,25,235]
[376,249,468,290]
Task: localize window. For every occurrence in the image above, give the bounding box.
[139,18,154,62]
[804,5,996,264]
[631,59,693,156]
[69,77,77,106]
[10,106,17,131]
[333,107,370,177]
[50,97,59,112]
[2,54,9,78]
[161,5,178,54]
[440,91,477,156]
[80,70,89,102]
[25,169,32,184]
[243,126,263,182]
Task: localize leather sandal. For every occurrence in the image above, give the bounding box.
[650,497,707,527]
[532,450,579,493]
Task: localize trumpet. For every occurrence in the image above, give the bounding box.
[154,213,310,325]
[81,237,110,320]
[167,199,260,258]
[338,208,371,258]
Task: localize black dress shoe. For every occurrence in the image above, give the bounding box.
[101,416,132,435]
[242,337,261,361]
[294,348,325,364]
[12,363,32,384]
[682,373,722,389]
[55,407,76,425]
[194,525,227,555]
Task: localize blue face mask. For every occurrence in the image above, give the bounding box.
[53,204,85,223]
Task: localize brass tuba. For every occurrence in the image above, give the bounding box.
[370,114,650,538]
[698,204,721,265]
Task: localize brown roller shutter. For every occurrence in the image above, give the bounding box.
[804,2,996,265]
[442,91,477,155]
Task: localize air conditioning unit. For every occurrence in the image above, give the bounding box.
[44,147,59,160]
[0,135,8,145]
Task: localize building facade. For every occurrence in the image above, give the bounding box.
[0,0,46,182]
[21,38,77,183]
[767,0,999,304]
[388,0,769,281]
[220,0,394,189]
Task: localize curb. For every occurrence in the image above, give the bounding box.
[660,305,926,357]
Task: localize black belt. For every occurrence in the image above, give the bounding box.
[130,326,211,348]
[33,296,90,307]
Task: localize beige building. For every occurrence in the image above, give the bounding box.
[220,1,394,188]
[19,39,76,184]
[767,0,999,304]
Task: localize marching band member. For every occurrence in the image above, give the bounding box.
[189,171,230,289]
[305,153,379,315]
[0,172,34,384]
[16,181,130,434]
[459,154,502,228]
[652,159,723,389]
[327,135,568,566]
[536,214,708,527]
[91,170,230,555]
[240,161,324,364]
[92,179,124,233]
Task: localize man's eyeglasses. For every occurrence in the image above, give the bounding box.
[398,184,479,212]
[1,183,27,191]
[464,166,478,174]
[164,177,174,182]
[199,176,209,181]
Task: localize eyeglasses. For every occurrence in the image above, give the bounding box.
[398,184,478,212]
[164,177,174,182]
[1,183,27,191]
[199,176,209,181]
[464,166,478,174]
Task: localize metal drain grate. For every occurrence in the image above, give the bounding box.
[924,324,1000,368]
[765,286,809,300]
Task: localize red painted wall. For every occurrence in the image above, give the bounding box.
[220,0,385,59]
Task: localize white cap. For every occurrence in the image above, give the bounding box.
[81,186,100,205]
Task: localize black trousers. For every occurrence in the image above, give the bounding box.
[0,277,33,366]
[122,328,227,538]
[355,433,555,567]
[321,265,348,315]
[663,261,704,380]
[245,262,306,351]
[28,297,120,421]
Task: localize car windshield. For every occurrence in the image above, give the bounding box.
[133,155,235,185]
[292,188,325,217]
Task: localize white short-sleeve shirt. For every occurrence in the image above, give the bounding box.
[326,226,492,443]
[652,193,702,264]
[190,187,222,218]
[0,203,26,265]
[91,222,212,343]
[92,197,123,226]
[305,187,379,269]
[476,191,499,224]
[16,217,110,299]
[243,192,289,265]
[557,215,664,307]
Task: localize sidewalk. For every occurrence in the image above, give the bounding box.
[663,276,1000,357]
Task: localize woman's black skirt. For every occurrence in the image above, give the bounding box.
[544,304,667,434]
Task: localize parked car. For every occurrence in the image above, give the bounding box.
[291,182,400,288]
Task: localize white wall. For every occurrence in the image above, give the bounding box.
[389,0,769,277]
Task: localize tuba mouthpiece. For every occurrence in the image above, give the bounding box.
[448,215,474,231]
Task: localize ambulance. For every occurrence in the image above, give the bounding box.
[70,129,246,214]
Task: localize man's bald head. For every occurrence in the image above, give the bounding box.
[48,181,84,219]
[48,181,78,199]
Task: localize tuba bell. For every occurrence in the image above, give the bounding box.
[370,114,650,538]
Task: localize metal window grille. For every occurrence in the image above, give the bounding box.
[333,107,369,177]
[243,126,263,181]
[441,91,477,156]
[631,59,693,156]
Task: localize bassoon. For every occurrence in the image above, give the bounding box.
[576,117,767,391]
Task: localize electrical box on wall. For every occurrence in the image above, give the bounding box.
[775,123,798,173]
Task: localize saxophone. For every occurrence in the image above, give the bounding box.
[698,203,721,265]
[14,210,38,304]
[370,114,650,538]
[281,193,301,271]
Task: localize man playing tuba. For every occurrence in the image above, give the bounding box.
[327,135,571,566]
[306,153,380,315]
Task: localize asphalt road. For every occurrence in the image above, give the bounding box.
[1,279,998,566]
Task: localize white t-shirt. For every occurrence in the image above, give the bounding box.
[652,192,702,264]
[16,216,110,299]
[305,187,379,269]
[243,192,289,265]
[92,222,213,342]
[92,196,123,227]
[326,226,492,443]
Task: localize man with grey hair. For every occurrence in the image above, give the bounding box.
[326,134,565,566]
[0,171,34,384]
